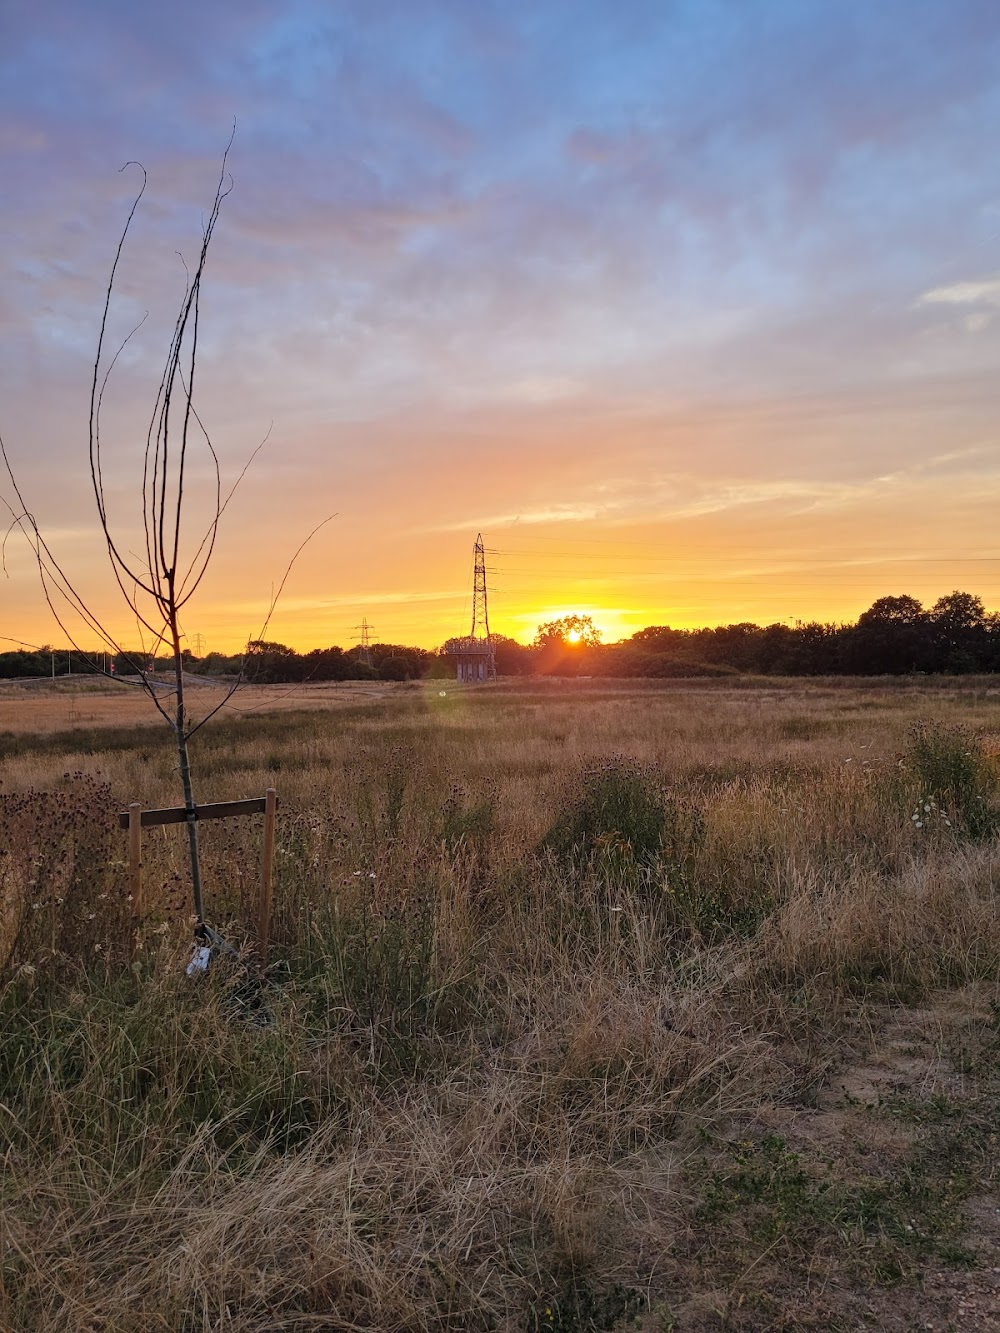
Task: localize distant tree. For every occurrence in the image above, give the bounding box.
[858,594,925,626]
[532,615,602,674]
[0,650,49,679]
[783,621,844,675]
[930,590,986,632]
[985,612,1000,672]
[376,655,411,681]
[246,639,297,657]
[695,623,762,672]
[533,614,602,648]
[245,640,306,683]
[930,591,989,672]
[629,625,689,653]
[491,633,532,676]
[370,644,431,680]
[427,649,455,679]
[757,623,796,674]
[851,594,929,674]
[302,645,351,681]
[199,650,242,677]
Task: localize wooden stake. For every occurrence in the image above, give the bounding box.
[258,787,278,961]
[128,802,143,919]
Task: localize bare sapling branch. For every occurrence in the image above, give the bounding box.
[2,130,332,952]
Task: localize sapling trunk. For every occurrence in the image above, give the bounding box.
[170,614,204,924]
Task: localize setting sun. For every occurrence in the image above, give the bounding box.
[566,628,582,644]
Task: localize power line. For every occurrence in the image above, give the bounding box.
[489,546,1000,567]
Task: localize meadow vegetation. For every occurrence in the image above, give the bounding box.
[1,676,999,1330]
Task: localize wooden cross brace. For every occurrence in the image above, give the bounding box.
[119,789,279,958]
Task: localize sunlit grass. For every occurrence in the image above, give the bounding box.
[1,676,998,1329]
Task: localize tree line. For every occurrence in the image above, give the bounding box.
[3,591,999,683]
[512,592,1000,678]
[0,639,435,683]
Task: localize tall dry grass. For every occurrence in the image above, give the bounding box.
[1,678,999,1330]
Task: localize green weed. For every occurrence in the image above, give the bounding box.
[542,758,667,871]
[300,894,474,1081]
[695,1122,985,1286]
[905,721,1000,840]
[526,1280,643,1332]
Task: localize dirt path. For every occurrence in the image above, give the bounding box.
[654,984,1000,1331]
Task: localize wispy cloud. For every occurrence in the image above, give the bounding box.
[429,506,605,534]
[664,479,867,520]
[222,589,467,616]
[918,275,1000,307]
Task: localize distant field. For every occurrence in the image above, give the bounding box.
[0,675,415,735]
[1,677,999,1330]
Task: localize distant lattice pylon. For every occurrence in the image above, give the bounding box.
[461,533,496,681]
[353,617,374,669]
[470,533,491,643]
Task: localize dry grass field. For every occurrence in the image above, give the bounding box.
[1,676,999,1331]
[0,677,409,735]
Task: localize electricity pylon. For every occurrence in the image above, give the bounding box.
[353,617,374,669]
[469,533,496,681]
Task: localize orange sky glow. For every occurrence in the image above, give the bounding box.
[3,4,1000,654]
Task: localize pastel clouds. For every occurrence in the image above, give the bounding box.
[2,0,1000,648]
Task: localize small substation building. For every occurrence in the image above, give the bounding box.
[446,635,496,683]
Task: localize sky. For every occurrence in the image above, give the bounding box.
[2,0,1000,652]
